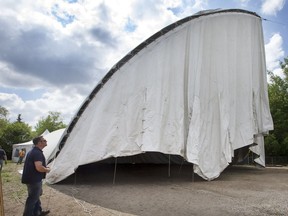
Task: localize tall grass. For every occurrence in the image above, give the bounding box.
[1,162,27,204]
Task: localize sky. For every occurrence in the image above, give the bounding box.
[0,0,287,128]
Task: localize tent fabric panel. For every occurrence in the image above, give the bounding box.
[46,10,273,184]
[184,13,272,180]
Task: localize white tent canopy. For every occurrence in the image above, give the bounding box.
[12,129,50,162]
[46,9,273,184]
[12,128,65,163]
[12,140,33,163]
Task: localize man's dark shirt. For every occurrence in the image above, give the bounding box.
[0,149,6,160]
[21,147,46,184]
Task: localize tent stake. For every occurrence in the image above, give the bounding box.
[113,157,117,184]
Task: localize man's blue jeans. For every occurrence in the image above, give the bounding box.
[23,182,43,216]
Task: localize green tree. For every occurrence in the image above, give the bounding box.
[34,111,66,135]
[265,57,288,156]
[0,106,9,131]
[0,121,33,158]
[0,106,9,119]
[0,106,10,154]
[265,134,281,156]
[17,114,22,122]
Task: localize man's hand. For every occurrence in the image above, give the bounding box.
[46,167,51,173]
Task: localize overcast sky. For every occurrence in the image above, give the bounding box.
[0,0,287,128]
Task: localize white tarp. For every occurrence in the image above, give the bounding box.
[42,128,66,163]
[47,9,273,184]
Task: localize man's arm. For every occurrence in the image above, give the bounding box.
[34,161,50,173]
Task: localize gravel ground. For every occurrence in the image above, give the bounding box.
[51,164,288,216]
[2,163,288,216]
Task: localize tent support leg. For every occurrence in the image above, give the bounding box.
[168,154,171,177]
[192,164,194,182]
[113,157,117,184]
[178,158,185,174]
[74,168,77,185]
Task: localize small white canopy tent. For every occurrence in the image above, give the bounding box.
[12,140,33,163]
[47,9,273,184]
[12,129,50,162]
[12,128,65,163]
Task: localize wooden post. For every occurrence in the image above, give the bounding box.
[0,173,5,216]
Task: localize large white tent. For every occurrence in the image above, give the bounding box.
[46,9,273,184]
[12,128,65,163]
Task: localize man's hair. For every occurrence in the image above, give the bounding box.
[33,136,43,145]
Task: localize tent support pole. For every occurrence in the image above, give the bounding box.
[74,168,77,185]
[113,157,117,184]
[192,164,194,182]
[178,158,185,174]
[168,154,171,177]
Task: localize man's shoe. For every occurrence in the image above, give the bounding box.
[40,210,50,216]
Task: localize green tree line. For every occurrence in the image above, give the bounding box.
[265,57,288,157]
[0,108,66,159]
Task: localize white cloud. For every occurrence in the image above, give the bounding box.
[170,0,207,17]
[0,93,26,121]
[0,87,85,128]
[0,62,46,89]
[265,33,285,75]
[239,0,250,7]
[261,0,285,16]
[272,67,284,77]
[0,0,286,128]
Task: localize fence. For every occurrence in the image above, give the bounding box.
[242,155,288,166]
[265,156,288,166]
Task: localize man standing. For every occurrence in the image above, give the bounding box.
[17,148,26,165]
[22,136,51,216]
[0,146,7,172]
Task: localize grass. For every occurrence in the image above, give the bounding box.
[1,161,56,215]
[1,161,28,206]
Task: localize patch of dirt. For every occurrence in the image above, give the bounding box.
[2,163,128,216]
[2,163,288,216]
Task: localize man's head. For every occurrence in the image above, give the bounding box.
[33,136,47,149]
